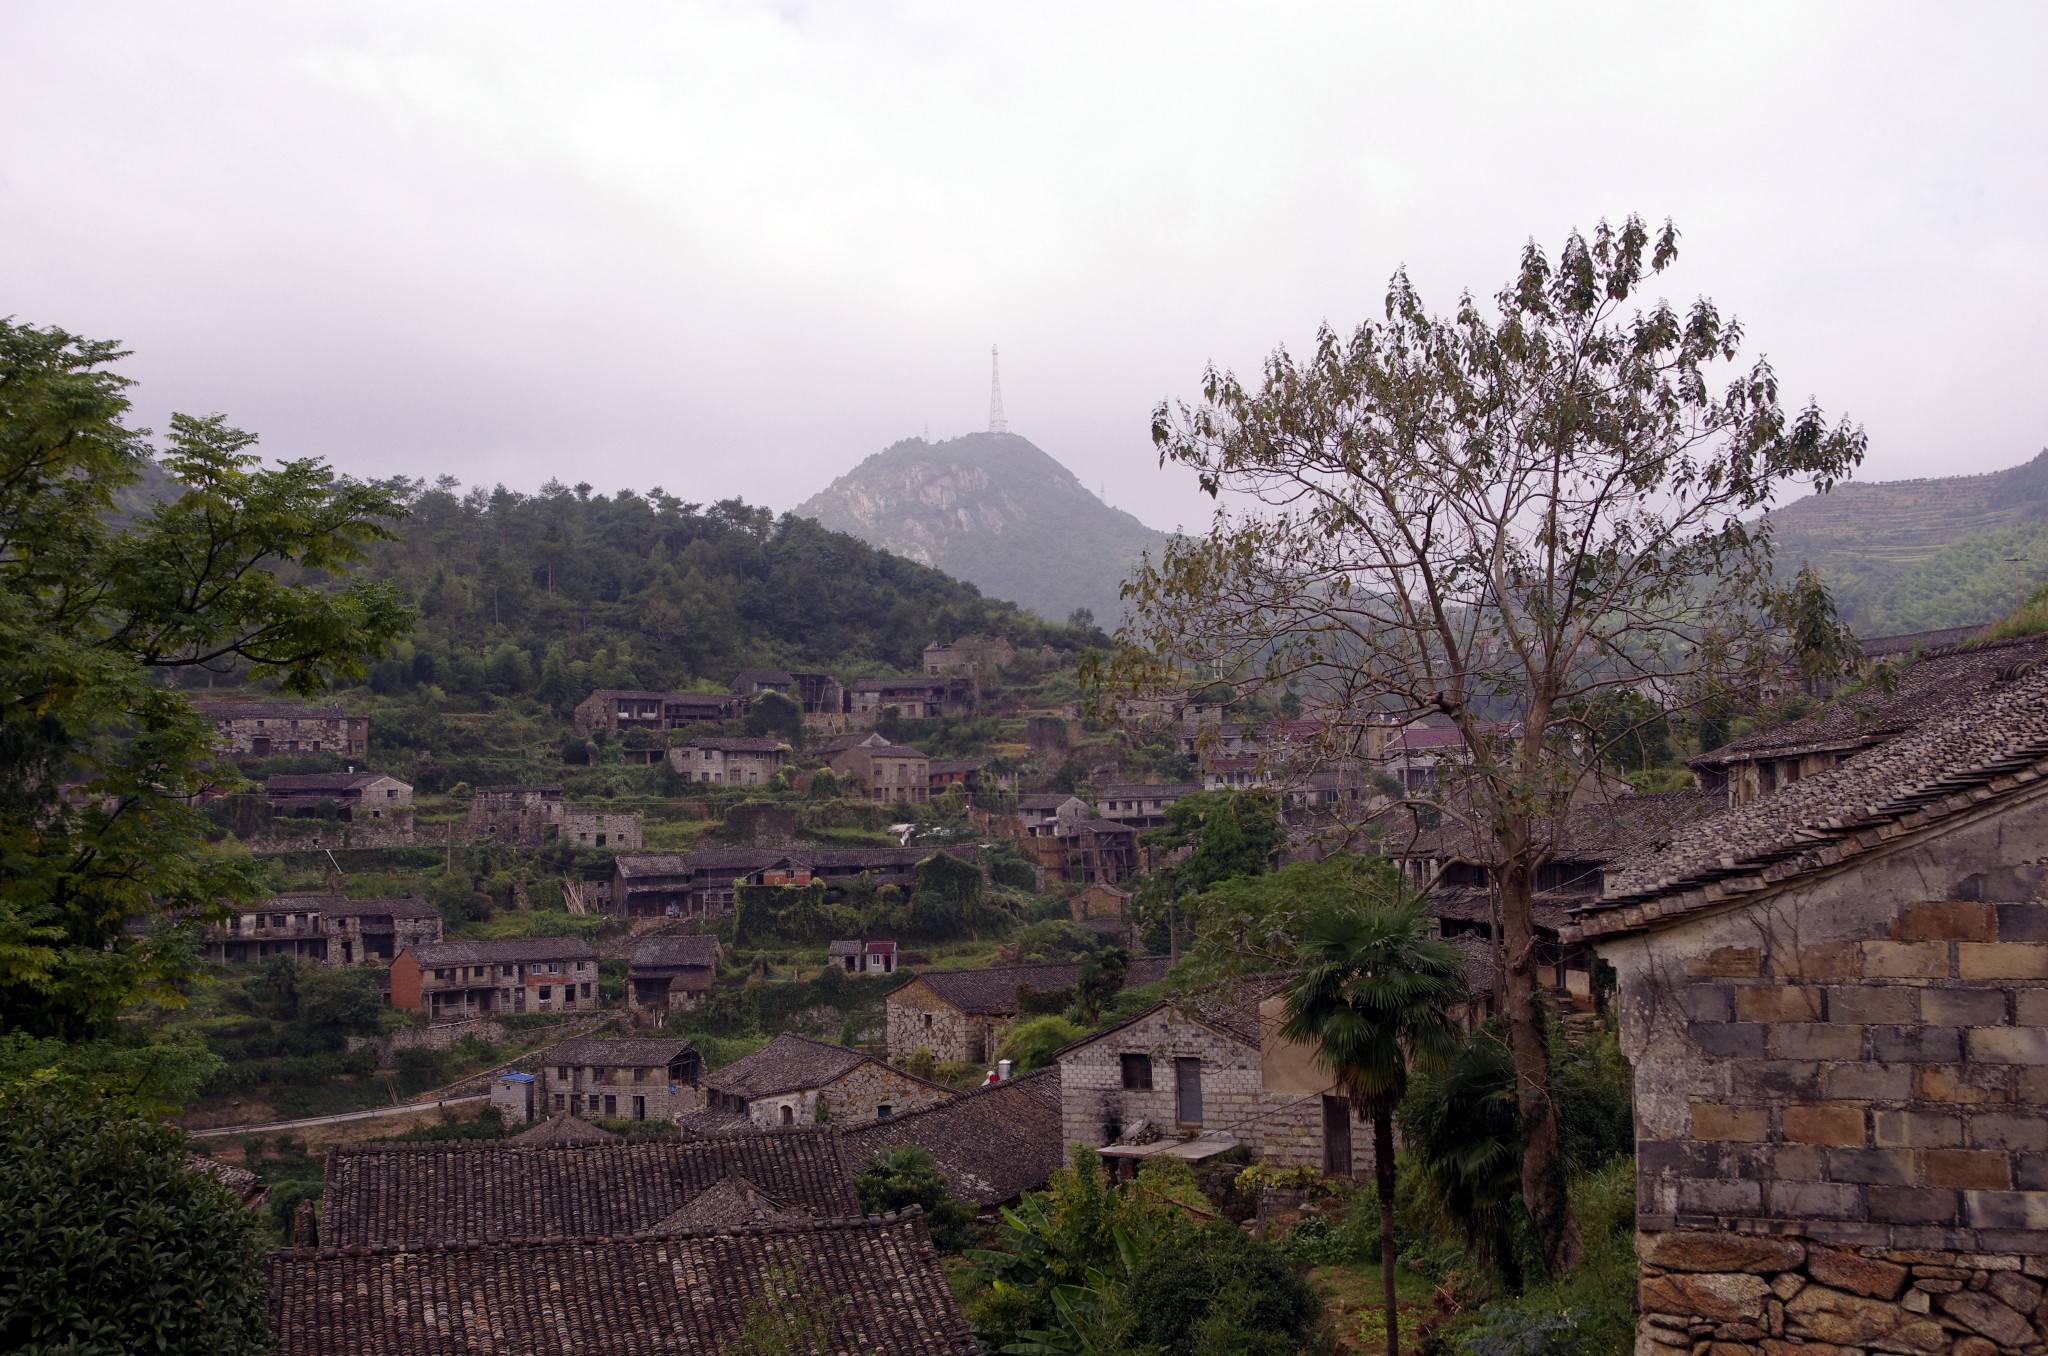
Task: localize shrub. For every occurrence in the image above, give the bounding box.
[1123,1219,1330,1356]
[995,1015,1086,1072]
[852,1146,975,1251]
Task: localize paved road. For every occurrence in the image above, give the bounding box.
[187,1094,490,1139]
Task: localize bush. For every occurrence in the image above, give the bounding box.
[1123,1219,1330,1356]
[0,1083,272,1355]
[995,1015,1086,1072]
[852,1146,975,1251]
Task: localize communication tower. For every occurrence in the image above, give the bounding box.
[989,345,1008,434]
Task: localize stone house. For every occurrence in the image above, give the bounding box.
[389,937,599,1022]
[1050,815,1139,885]
[610,845,970,919]
[1095,782,1201,831]
[465,783,643,849]
[669,734,789,788]
[261,770,412,822]
[538,1036,704,1123]
[627,934,722,1010]
[203,893,440,967]
[1070,882,1130,924]
[828,939,898,975]
[700,1033,954,1128]
[850,676,962,719]
[928,758,985,801]
[201,699,367,758]
[1567,639,2048,1356]
[828,742,931,805]
[886,958,1173,1065]
[1015,793,1089,836]
[571,688,734,738]
[923,635,1015,676]
[843,1065,1065,1208]
[1057,975,1372,1178]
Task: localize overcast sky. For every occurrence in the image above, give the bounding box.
[4,3,2044,533]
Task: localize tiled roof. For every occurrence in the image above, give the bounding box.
[853,676,948,691]
[928,759,985,776]
[1578,656,2048,939]
[686,735,787,753]
[1389,789,1722,867]
[319,1129,860,1246]
[827,940,862,958]
[312,894,438,920]
[1859,625,1987,658]
[475,783,564,795]
[508,1113,618,1146]
[704,1033,869,1100]
[266,1212,979,1355]
[546,1037,696,1068]
[1692,632,2048,769]
[838,743,928,759]
[199,700,344,721]
[902,957,1173,1017]
[403,937,596,966]
[1099,783,1201,800]
[1062,972,1290,1055]
[1016,793,1083,810]
[1446,932,1501,996]
[1428,887,1571,933]
[629,935,721,969]
[842,1067,1064,1205]
[263,771,404,793]
[815,733,887,754]
[651,1174,797,1229]
[614,846,965,880]
[584,688,677,702]
[189,1155,267,1204]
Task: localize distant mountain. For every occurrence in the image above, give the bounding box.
[794,432,1172,624]
[1769,449,2048,634]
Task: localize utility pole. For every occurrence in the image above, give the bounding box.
[989,346,1008,434]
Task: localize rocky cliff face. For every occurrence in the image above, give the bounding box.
[794,432,1170,623]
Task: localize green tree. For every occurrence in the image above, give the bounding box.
[1123,1220,1328,1356]
[0,1081,272,1355]
[852,1146,976,1251]
[906,851,988,940]
[1281,899,1466,1356]
[0,322,410,1042]
[1136,790,1284,957]
[1104,217,1862,1265]
[743,690,804,747]
[996,1014,1087,1073]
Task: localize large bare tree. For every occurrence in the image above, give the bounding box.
[1099,217,1863,1267]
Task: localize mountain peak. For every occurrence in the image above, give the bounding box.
[794,432,1169,623]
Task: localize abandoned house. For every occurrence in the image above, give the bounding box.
[261,770,412,821]
[1057,974,1373,1179]
[729,668,845,714]
[389,937,599,1021]
[1095,782,1202,830]
[609,845,972,919]
[1070,882,1130,924]
[827,740,931,804]
[843,1064,1065,1208]
[669,734,789,787]
[1569,642,2048,1356]
[849,675,963,719]
[828,939,898,975]
[922,635,1015,676]
[927,758,986,800]
[316,1129,863,1247]
[203,893,441,967]
[537,1036,703,1123]
[627,934,722,1010]
[265,1212,979,1356]
[698,1032,955,1128]
[464,783,643,849]
[201,699,368,758]
[1048,814,1141,885]
[571,688,735,738]
[886,958,1173,1064]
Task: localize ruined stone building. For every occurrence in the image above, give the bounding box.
[849,675,964,719]
[729,667,844,714]
[200,699,368,758]
[1569,633,2048,1356]
[253,770,415,847]
[922,635,1015,676]
[668,734,789,787]
[609,845,972,919]
[826,740,930,804]
[571,688,734,738]
[1057,974,1372,1179]
[389,937,599,1022]
[696,1033,954,1129]
[1095,782,1202,830]
[464,783,642,849]
[885,958,1173,1065]
[627,934,721,1010]
[202,893,440,966]
[843,1065,1065,1208]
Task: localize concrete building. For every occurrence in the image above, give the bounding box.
[389,938,599,1022]
[203,893,440,967]
[828,939,898,976]
[201,700,368,758]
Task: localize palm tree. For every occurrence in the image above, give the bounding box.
[1282,899,1467,1356]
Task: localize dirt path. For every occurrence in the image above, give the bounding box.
[188,1094,490,1139]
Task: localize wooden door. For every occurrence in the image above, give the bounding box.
[1322,1095,1353,1176]
[1175,1057,1203,1125]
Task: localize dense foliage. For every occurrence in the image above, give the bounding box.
[0,1082,272,1356]
[1123,1221,1331,1356]
[851,1146,976,1251]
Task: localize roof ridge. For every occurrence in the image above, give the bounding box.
[299,1208,926,1260]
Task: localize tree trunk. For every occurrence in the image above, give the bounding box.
[1498,851,1583,1273]
[1375,1107,1398,1356]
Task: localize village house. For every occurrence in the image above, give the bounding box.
[668,734,789,787]
[1095,782,1201,830]
[1050,814,1140,884]
[316,1129,864,1247]
[727,668,845,715]
[928,758,985,801]
[828,939,898,975]
[827,740,931,804]
[1567,635,2048,1356]
[537,1036,703,1123]
[922,635,1015,676]
[571,687,735,738]
[843,1065,1065,1208]
[1015,792,1089,836]
[609,845,971,918]
[261,769,412,822]
[265,1213,979,1355]
[464,783,643,849]
[201,699,368,758]
[886,958,1174,1064]
[1057,974,1373,1179]
[627,934,722,1010]
[1070,882,1130,925]
[389,937,599,1022]
[203,893,441,967]
[850,675,962,719]
[699,1032,955,1128]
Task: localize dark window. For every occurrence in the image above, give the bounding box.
[539,986,552,1000]
[1120,1053,1153,1091]
[780,1104,794,1126]
[1175,1057,1203,1124]
[877,1104,892,1121]
[603,1095,617,1117]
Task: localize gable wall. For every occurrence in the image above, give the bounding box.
[821,1061,954,1125]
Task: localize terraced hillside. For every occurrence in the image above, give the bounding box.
[1768,448,2048,632]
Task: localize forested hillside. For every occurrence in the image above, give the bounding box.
[259,476,1099,704]
[1769,448,2048,633]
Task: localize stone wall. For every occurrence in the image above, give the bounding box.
[1059,1007,1263,1147]
[820,1061,953,1125]
[559,809,643,850]
[1638,1229,2048,1356]
[887,984,986,1064]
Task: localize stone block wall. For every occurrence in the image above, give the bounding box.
[886,987,998,1064]
[1638,1229,2048,1356]
[820,1061,954,1125]
[1058,1007,1264,1149]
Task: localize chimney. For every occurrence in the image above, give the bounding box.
[996,1059,1014,1081]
